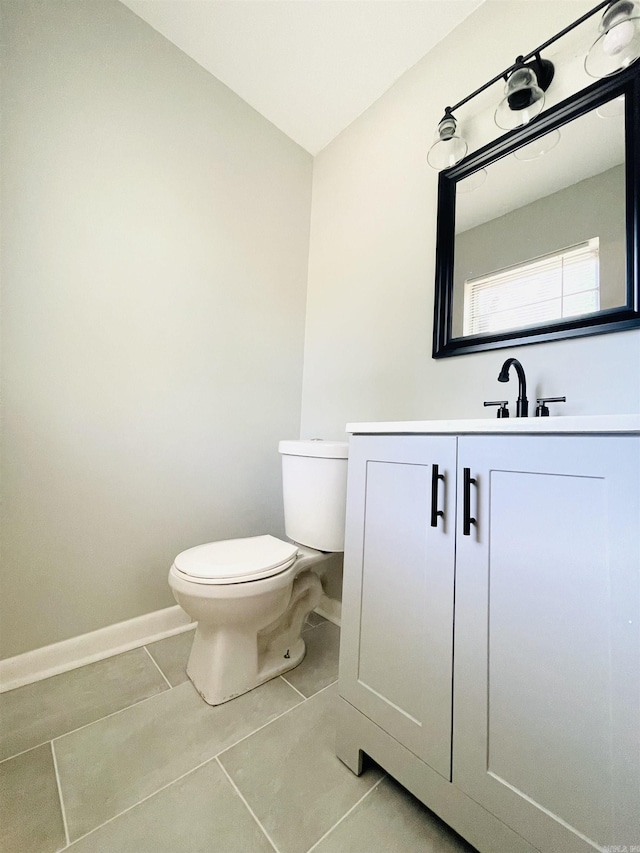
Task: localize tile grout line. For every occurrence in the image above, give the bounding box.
[50,741,71,848]
[214,679,340,762]
[216,757,282,853]
[49,687,171,750]
[214,688,314,762]
[215,685,323,757]
[302,618,331,634]
[304,774,386,853]
[0,740,53,767]
[62,751,223,849]
[3,630,347,850]
[5,659,339,848]
[1,685,173,767]
[0,627,334,767]
[59,688,322,848]
[279,674,306,699]
[142,645,173,689]
[62,684,299,853]
[306,679,337,698]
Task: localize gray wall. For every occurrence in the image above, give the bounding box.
[300,1,640,439]
[0,0,313,658]
[452,165,626,337]
[3,0,640,661]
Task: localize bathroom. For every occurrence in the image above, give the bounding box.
[1,1,639,851]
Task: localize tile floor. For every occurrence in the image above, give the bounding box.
[0,615,475,853]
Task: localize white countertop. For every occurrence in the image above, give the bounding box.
[346,414,640,435]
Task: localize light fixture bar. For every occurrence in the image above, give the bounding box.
[427,1,638,171]
[446,0,610,115]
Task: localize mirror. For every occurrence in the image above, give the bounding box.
[432,65,640,358]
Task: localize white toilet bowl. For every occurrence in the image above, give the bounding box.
[168,535,331,705]
[168,439,348,706]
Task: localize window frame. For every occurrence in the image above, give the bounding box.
[462,238,601,337]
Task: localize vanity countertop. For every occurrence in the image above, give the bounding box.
[346,414,640,435]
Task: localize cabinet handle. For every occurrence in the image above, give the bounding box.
[463,467,477,536]
[430,464,445,527]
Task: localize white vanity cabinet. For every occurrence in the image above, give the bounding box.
[339,435,457,780]
[337,420,640,853]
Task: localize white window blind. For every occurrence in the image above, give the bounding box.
[463,238,600,337]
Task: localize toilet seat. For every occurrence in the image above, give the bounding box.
[172,535,299,585]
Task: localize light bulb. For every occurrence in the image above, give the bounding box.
[603,19,635,54]
[427,114,467,170]
[494,66,546,130]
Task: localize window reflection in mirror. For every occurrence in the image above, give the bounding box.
[462,238,601,336]
[452,95,626,339]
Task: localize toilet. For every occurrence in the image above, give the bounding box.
[168,439,348,705]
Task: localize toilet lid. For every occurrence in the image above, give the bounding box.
[173,535,299,584]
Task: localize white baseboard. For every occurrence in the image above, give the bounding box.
[0,605,194,694]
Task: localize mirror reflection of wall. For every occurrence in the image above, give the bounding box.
[451,97,626,339]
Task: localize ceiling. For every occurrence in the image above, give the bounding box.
[120,0,485,155]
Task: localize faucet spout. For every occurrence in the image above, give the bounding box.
[498,357,529,417]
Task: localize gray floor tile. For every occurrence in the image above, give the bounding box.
[219,683,383,853]
[314,776,477,853]
[285,621,340,697]
[305,611,327,628]
[56,676,303,841]
[0,743,66,853]
[67,758,274,853]
[145,628,195,687]
[0,648,169,762]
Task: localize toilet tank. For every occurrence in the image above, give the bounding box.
[278,440,349,552]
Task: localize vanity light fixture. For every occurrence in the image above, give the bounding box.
[585,0,640,77]
[494,56,555,130]
[427,0,639,171]
[427,109,468,169]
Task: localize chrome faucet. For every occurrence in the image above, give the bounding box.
[498,358,529,417]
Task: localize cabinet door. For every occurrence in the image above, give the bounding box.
[454,435,640,853]
[339,435,457,779]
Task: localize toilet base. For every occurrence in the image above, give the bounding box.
[187,635,307,705]
[184,569,322,706]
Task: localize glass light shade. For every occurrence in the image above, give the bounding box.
[513,129,561,161]
[596,94,625,117]
[457,169,487,193]
[495,67,545,130]
[427,116,468,170]
[585,0,640,77]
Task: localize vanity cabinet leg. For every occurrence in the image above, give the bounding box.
[336,738,364,776]
[336,724,364,775]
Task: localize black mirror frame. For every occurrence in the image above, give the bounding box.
[432,63,640,359]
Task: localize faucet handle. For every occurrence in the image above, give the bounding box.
[535,396,566,417]
[484,400,510,418]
